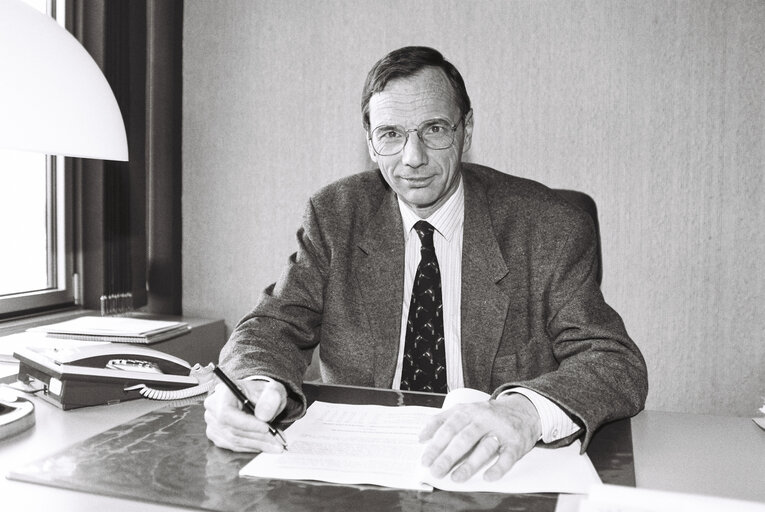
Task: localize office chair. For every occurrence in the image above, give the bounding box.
[553,189,603,285]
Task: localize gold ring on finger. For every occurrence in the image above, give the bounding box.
[483,434,502,451]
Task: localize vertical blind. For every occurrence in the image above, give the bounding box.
[67,0,183,315]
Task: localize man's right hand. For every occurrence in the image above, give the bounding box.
[203,378,288,452]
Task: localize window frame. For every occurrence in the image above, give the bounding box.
[0,155,76,318]
[0,0,77,319]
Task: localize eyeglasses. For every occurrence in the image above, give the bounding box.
[369,117,463,156]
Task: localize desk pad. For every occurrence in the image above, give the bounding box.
[8,384,635,512]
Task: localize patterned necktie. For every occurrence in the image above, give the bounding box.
[400,221,447,393]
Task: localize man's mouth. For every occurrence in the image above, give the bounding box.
[401,176,433,186]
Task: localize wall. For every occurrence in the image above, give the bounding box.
[182,0,765,416]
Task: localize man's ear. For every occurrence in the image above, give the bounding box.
[366,136,379,163]
[462,109,474,153]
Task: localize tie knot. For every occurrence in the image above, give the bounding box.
[413,221,436,249]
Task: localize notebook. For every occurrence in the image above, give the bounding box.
[27,316,190,344]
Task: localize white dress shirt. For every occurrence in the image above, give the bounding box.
[391,177,579,443]
[391,178,466,391]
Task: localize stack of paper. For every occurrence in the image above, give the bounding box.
[27,316,189,344]
[240,387,602,493]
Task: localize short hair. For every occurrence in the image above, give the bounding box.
[361,46,471,131]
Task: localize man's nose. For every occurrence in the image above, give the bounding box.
[401,130,428,168]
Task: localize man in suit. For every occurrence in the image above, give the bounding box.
[204,46,647,483]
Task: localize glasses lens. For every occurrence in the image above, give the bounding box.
[370,119,459,155]
[371,127,405,156]
[420,120,455,150]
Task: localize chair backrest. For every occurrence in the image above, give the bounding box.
[553,189,603,285]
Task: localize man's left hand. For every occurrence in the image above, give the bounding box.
[419,393,542,482]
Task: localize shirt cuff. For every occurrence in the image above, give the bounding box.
[242,375,278,384]
[498,387,579,443]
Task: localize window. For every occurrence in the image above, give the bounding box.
[0,0,75,318]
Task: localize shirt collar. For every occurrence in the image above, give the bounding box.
[397,177,464,242]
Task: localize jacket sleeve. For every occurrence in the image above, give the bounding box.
[495,212,648,451]
[217,198,328,422]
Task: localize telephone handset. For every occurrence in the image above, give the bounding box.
[56,343,191,373]
[13,344,215,410]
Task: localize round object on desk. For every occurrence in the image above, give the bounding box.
[0,387,35,440]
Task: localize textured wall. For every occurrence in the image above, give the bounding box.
[182,0,765,416]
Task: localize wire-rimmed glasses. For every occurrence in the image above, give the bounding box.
[369,117,463,156]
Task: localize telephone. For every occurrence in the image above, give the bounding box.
[13,344,215,410]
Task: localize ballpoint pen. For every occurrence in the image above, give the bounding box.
[212,365,288,450]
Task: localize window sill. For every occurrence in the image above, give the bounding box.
[0,306,86,336]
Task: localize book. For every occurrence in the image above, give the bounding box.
[239,387,602,493]
[27,316,190,344]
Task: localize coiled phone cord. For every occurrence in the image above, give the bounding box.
[125,362,216,400]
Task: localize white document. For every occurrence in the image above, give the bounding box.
[0,331,108,362]
[241,401,436,491]
[239,388,602,493]
[421,437,597,493]
[577,484,765,512]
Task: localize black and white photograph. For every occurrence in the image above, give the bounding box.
[1,1,763,511]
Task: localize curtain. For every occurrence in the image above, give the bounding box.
[66,0,183,315]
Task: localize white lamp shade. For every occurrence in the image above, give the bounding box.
[0,0,128,161]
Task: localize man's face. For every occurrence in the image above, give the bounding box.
[367,67,473,218]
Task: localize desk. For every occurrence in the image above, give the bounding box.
[0,312,227,509]
[1,384,763,511]
[632,410,765,502]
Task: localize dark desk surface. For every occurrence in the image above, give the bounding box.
[3,383,634,512]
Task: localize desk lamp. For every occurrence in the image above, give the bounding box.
[0,0,128,159]
[0,0,129,439]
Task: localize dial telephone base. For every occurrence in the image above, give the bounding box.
[13,344,204,410]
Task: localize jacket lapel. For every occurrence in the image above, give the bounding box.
[460,171,511,391]
[351,170,512,391]
[353,188,405,388]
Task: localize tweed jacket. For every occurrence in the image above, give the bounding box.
[220,163,648,449]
